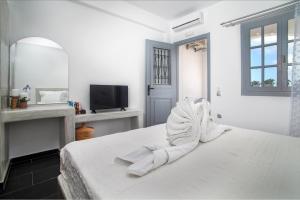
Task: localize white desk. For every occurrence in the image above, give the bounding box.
[75,109,143,129]
[0,106,142,189]
[0,104,75,186]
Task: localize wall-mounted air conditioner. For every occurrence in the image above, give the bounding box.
[172,12,203,32]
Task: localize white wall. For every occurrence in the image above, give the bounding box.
[8,0,167,158]
[76,0,169,33]
[0,0,10,180]
[0,0,9,97]
[13,42,68,104]
[178,45,207,100]
[8,118,60,158]
[172,1,290,135]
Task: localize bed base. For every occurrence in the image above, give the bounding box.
[58,175,72,200]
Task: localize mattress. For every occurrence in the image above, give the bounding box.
[60,124,300,199]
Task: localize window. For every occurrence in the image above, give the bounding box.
[153,48,171,85]
[241,9,295,96]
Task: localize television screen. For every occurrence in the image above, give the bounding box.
[90,85,128,111]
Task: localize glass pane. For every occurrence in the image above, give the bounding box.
[288,65,293,87]
[251,48,261,67]
[264,23,277,44]
[251,68,261,87]
[288,19,295,41]
[264,67,277,87]
[153,48,170,85]
[288,42,294,64]
[264,45,277,65]
[250,27,261,47]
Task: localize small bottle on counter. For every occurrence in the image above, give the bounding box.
[10,89,20,109]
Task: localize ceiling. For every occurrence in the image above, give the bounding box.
[127,1,220,20]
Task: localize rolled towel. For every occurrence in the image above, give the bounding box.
[117,99,229,176]
[166,99,201,146]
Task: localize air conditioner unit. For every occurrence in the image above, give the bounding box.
[172,13,203,32]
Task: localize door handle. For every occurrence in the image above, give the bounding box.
[147,85,154,95]
[282,55,286,64]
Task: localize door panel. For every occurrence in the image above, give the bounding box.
[150,97,172,125]
[146,40,176,127]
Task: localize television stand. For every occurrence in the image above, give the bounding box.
[91,108,126,113]
[75,109,142,129]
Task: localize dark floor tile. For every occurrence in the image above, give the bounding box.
[1,150,62,199]
[31,155,60,171]
[43,188,64,199]
[31,151,59,163]
[0,192,15,199]
[10,155,59,179]
[4,173,33,194]
[10,178,59,199]
[11,150,59,166]
[9,161,33,178]
[33,165,60,185]
[11,158,32,167]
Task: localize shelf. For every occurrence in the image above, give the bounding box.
[1,104,74,123]
[75,109,142,123]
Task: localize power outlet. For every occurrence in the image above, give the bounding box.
[216,87,221,96]
[217,113,222,119]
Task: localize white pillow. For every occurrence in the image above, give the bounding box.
[59,91,68,102]
[39,90,68,104]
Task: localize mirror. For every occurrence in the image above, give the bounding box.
[10,37,68,105]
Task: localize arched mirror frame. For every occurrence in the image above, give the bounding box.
[9,36,69,105]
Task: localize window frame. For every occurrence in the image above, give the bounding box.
[241,9,294,97]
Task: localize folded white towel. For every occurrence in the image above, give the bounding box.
[117,99,230,176]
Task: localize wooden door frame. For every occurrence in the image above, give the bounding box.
[144,33,211,127]
[174,33,211,102]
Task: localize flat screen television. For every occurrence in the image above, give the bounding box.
[90,85,128,113]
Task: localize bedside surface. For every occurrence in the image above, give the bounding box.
[75,109,142,123]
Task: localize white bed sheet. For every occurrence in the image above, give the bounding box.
[60,124,300,199]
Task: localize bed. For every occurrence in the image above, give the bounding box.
[59,124,300,199]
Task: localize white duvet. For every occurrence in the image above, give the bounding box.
[60,124,300,199]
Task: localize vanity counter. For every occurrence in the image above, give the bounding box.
[1,104,74,123]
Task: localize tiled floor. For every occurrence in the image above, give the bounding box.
[0,150,64,199]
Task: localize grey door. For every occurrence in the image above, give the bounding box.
[146,40,177,127]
